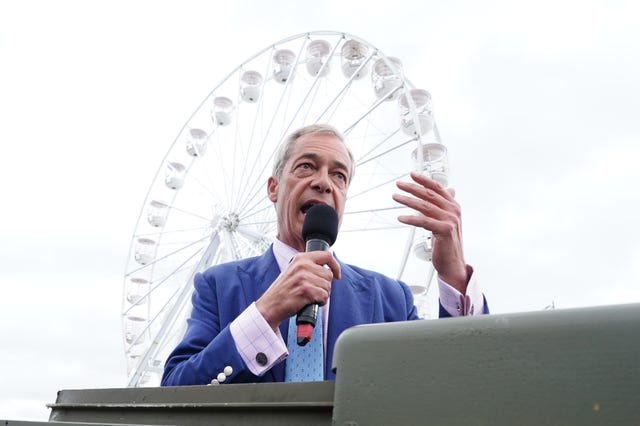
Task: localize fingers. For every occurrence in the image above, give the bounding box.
[391,172,468,291]
[395,171,459,210]
[256,251,340,328]
[392,172,461,235]
[315,251,341,280]
[392,190,460,232]
[287,251,340,304]
[410,171,454,198]
[396,172,457,208]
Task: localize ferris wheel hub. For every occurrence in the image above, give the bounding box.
[221,212,240,232]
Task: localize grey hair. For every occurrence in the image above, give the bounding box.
[272,124,355,184]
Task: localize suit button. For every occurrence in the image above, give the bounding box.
[256,352,268,366]
[224,366,233,376]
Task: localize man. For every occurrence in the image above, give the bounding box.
[161,124,487,386]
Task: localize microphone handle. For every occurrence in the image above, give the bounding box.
[295,238,330,345]
[296,304,319,327]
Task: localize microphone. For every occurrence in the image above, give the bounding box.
[296,203,339,346]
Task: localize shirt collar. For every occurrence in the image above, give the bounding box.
[272,238,335,272]
[272,238,299,272]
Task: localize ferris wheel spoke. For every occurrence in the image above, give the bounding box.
[233,72,302,213]
[239,198,272,218]
[238,194,272,220]
[173,156,225,208]
[228,102,254,209]
[225,78,269,212]
[125,280,184,348]
[235,113,298,212]
[127,229,228,385]
[231,52,277,212]
[354,128,402,166]
[166,204,215,224]
[125,253,202,315]
[235,79,332,215]
[315,81,352,124]
[134,225,212,240]
[223,227,271,259]
[347,173,409,201]
[297,77,325,126]
[344,205,406,216]
[343,84,404,136]
[124,249,207,349]
[278,38,342,138]
[125,274,195,383]
[206,134,234,209]
[314,51,377,124]
[236,172,272,217]
[236,225,275,243]
[125,249,205,315]
[341,224,406,233]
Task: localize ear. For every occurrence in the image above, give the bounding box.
[267,176,278,202]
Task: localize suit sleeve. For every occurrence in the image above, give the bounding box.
[161,270,264,386]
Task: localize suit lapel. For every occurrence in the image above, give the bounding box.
[238,247,281,304]
[325,261,374,380]
[235,250,377,381]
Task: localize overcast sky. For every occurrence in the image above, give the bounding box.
[1,0,639,420]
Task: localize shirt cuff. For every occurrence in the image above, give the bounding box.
[438,265,483,317]
[229,302,288,376]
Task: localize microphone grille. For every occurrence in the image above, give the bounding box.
[302,204,339,246]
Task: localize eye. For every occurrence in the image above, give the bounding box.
[334,172,347,182]
[295,162,313,172]
[293,162,314,176]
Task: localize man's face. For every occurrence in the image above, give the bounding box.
[267,132,352,251]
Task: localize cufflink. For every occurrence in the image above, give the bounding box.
[256,352,268,366]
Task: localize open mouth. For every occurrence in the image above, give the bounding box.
[300,201,324,214]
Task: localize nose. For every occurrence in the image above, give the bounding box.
[311,170,332,194]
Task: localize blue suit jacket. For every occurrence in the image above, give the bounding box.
[162,246,467,386]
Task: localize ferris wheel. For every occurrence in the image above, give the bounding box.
[122,31,450,387]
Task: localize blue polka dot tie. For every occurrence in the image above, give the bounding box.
[284,308,324,382]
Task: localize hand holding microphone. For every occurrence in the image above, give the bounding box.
[254,204,340,338]
[296,204,339,346]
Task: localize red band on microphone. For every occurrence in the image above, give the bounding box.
[296,323,313,346]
